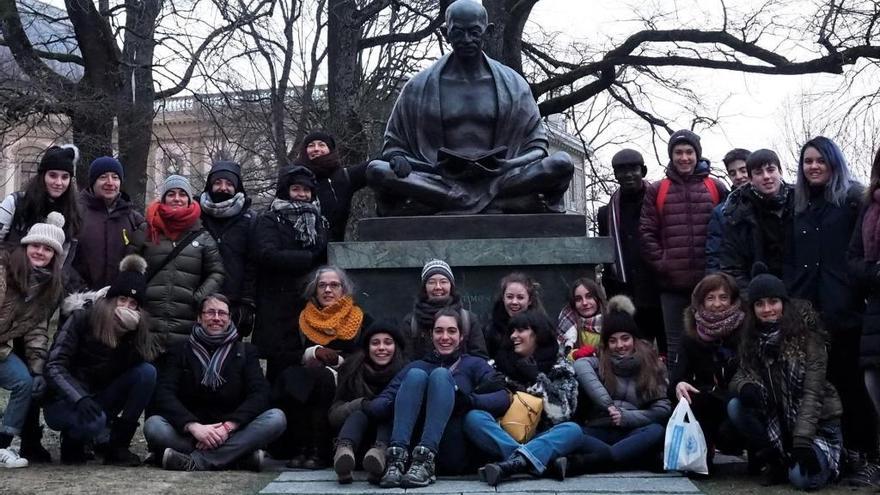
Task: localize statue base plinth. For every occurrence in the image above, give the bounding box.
[330,215,612,322]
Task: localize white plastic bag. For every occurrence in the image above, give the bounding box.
[663,397,708,474]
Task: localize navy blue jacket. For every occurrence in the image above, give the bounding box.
[705,202,726,273]
[365,353,509,420]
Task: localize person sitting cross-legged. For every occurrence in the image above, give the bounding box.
[145,294,286,471]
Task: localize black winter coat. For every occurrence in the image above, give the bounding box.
[152,340,270,432]
[315,163,368,243]
[785,183,864,333]
[200,199,257,307]
[718,184,794,296]
[74,190,145,290]
[847,203,880,367]
[46,308,147,404]
[252,209,327,358]
[669,309,740,401]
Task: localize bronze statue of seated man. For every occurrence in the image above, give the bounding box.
[366,0,574,216]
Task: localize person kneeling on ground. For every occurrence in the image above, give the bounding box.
[728,263,842,490]
[465,309,581,486]
[331,320,408,484]
[573,295,671,472]
[365,308,510,488]
[45,254,158,466]
[145,293,286,471]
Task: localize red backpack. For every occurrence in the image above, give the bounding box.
[655,177,720,213]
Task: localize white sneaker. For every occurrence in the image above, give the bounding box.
[0,448,29,468]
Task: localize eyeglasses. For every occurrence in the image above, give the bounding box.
[202,309,230,318]
[318,282,343,291]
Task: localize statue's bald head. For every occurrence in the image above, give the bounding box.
[445,0,488,30]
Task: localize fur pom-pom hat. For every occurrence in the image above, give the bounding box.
[601,294,641,344]
[20,211,66,255]
[106,254,148,306]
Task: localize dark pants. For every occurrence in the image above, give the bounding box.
[272,365,335,457]
[144,409,286,470]
[338,409,391,452]
[828,329,879,457]
[660,292,690,365]
[689,394,741,453]
[580,423,665,468]
[44,363,156,442]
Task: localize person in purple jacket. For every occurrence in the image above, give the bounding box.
[364,308,510,488]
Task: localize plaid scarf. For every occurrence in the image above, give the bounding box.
[189,323,239,391]
[556,305,601,354]
[270,198,320,247]
[199,192,246,219]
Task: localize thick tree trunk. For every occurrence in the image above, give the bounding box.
[70,104,114,189]
[327,0,367,163]
[482,0,535,75]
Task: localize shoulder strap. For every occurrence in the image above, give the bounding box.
[410,314,418,338]
[655,179,671,213]
[461,309,470,335]
[145,229,203,283]
[703,178,721,205]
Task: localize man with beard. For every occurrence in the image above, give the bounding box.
[597,149,665,356]
[198,161,257,337]
[294,131,368,245]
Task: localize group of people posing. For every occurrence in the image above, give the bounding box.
[0,128,877,492]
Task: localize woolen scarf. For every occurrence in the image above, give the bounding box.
[299,295,364,346]
[306,152,341,179]
[610,354,641,377]
[270,198,320,247]
[414,294,462,331]
[199,192,246,219]
[189,323,239,391]
[146,201,201,244]
[694,302,744,343]
[863,189,880,261]
[757,321,783,360]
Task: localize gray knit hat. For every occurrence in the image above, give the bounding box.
[668,129,703,159]
[421,259,455,285]
[20,211,66,255]
[162,174,193,200]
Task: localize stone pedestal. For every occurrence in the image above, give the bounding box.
[329,214,613,322]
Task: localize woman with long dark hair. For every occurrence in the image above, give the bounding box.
[482,272,546,359]
[557,278,607,359]
[331,321,408,484]
[573,295,671,471]
[0,214,66,467]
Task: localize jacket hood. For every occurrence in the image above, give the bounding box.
[61,287,109,316]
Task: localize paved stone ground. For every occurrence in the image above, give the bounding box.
[259,467,700,495]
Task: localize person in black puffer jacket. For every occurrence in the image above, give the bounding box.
[199,161,257,337]
[44,255,158,466]
[293,130,368,246]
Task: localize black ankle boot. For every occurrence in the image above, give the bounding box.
[103,419,141,466]
[546,456,568,481]
[480,453,531,486]
[60,434,89,465]
[19,426,52,463]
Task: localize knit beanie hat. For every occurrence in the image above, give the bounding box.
[205,161,243,195]
[38,144,79,175]
[20,211,66,255]
[601,295,641,344]
[161,174,193,201]
[611,148,647,176]
[361,319,406,353]
[301,131,337,153]
[421,259,455,285]
[747,262,788,303]
[668,129,703,159]
[106,254,148,306]
[88,156,124,186]
[276,164,317,199]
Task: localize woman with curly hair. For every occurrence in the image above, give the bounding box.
[482,272,546,359]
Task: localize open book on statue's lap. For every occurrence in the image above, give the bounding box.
[437,146,508,180]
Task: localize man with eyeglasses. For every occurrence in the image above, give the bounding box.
[145,294,286,472]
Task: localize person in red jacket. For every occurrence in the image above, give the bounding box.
[639,129,728,365]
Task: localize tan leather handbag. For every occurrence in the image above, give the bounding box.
[499,391,543,443]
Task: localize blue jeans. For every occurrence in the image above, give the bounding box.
[390,367,454,453]
[0,353,34,436]
[338,409,392,451]
[580,423,665,467]
[44,363,156,442]
[144,409,287,470]
[463,409,583,473]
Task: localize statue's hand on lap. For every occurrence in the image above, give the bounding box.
[390,155,412,178]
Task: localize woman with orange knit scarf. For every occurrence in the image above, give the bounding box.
[271,265,372,470]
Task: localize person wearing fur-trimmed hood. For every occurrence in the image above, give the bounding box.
[465,309,583,486]
[44,254,159,466]
[572,295,671,472]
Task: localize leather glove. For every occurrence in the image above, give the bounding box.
[76,397,103,424]
[389,155,412,178]
[453,389,473,415]
[739,383,763,409]
[233,304,256,337]
[31,375,46,399]
[315,347,340,366]
[790,446,822,475]
[514,357,540,382]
